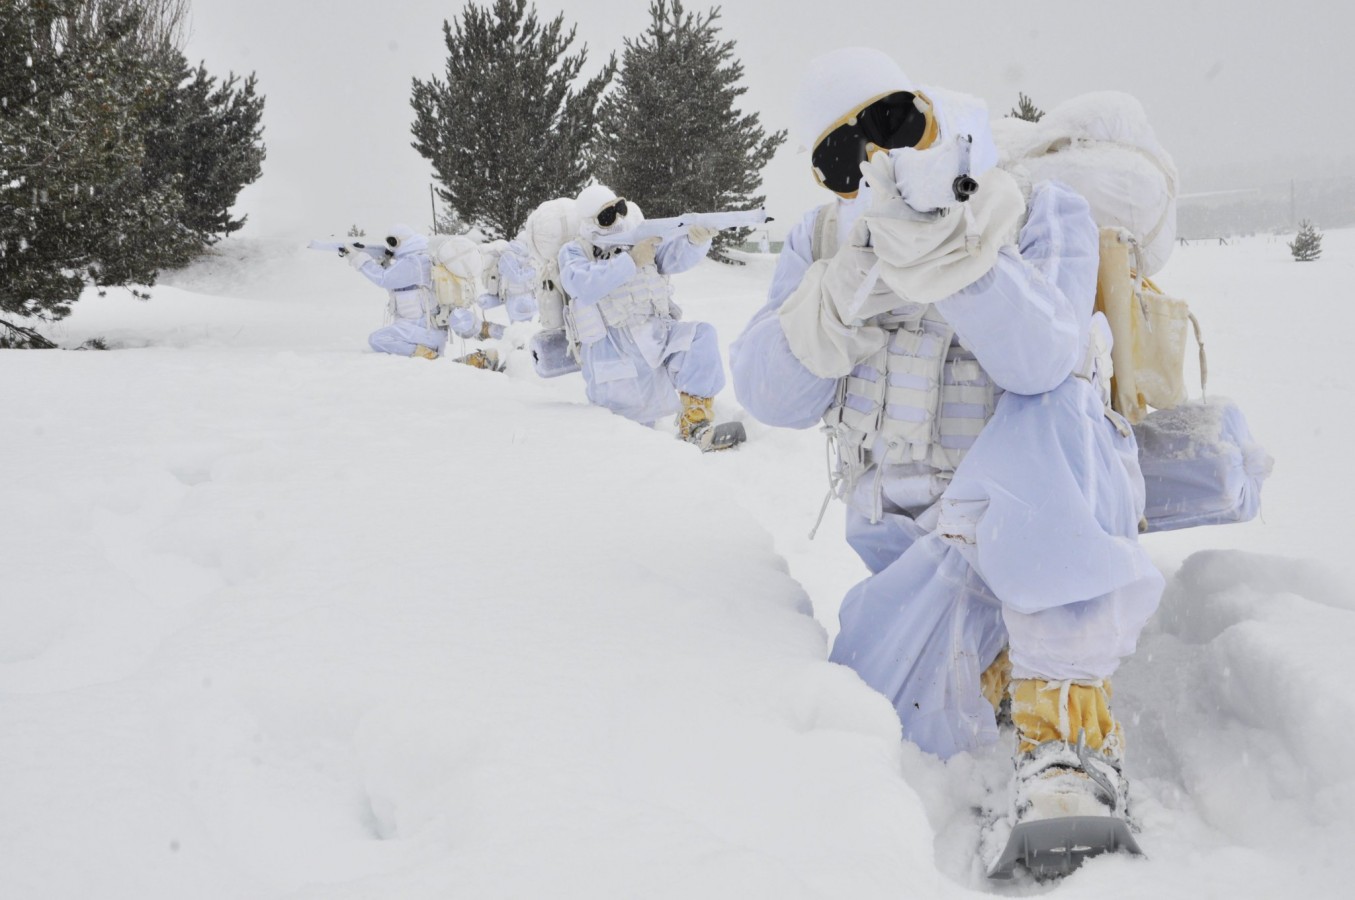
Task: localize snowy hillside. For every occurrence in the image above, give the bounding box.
[2,231,1352,898]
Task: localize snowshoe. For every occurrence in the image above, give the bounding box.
[988,815,1141,879]
[529,328,580,378]
[688,420,747,453]
[987,733,1141,879]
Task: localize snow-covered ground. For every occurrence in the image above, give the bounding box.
[2,230,1352,898]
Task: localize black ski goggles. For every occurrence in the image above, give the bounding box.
[811,91,936,196]
[595,198,629,227]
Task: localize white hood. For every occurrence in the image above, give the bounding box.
[575,184,635,245]
[386,224,428,258]
[793,47,917,151]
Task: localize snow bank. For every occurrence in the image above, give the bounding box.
[4,229,1355,897]
[0,248,943,898]
[1114,549,1355,896]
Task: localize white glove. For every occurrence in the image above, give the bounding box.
[627,236,661,269]
[686,225,716,246]
[346,246,371,270]
[857,153,936,219]
[888,137,974,213]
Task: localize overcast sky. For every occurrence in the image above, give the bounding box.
[183,0,1354,240]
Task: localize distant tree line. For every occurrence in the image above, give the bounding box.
[412,0,783,260]
[1178,175,1355,241]
[1,0,265,345]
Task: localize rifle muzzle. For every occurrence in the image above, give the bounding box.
[953,175,980,203]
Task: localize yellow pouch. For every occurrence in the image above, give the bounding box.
[1096,228,1198,424]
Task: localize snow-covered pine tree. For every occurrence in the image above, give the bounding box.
[411,0,615,240]
[0,0,198,331]
[430,207,467,236]
[1008,92,1045,122]
[140,52,267,262]
[67,0,189,63]
[594,0,786,262]
[1289,219,1323,261]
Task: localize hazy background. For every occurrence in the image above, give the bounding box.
[182,0,1354,241]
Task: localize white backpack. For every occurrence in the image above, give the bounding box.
[994,91,1201,423]
[523,197,583,376]
[523,198,580,333]
[426,234,483,315]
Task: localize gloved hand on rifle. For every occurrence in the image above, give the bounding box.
[882,134,978,214]
[628,236,661,269]
[346,244,370,270]
[687,225,717,246]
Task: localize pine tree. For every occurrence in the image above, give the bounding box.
[0,0,196,327]
[1,1,267,338]
[67,0,189,63]
[140,52,267,260]
[411,0,615,240]
[1289,219,1322,261]
[1008,92,1045,122]
[594,0,785,261]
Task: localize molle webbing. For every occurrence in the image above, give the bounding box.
[825,309,996,472]
[594,264,673,328]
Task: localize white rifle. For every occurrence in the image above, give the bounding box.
[591,208,773,250]
[306,239,393,260]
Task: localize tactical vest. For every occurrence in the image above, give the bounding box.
[569,240,674,344]
[824,306,1000,475]
[810,203,999,505]
[387,255,436,326]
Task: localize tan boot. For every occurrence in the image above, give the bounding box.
[412,344,440,360]
[990,678,1140,877]
[1011,679,1122,758]
[1009,678,1128,822]
[980,648,1012,723]
[677,392,714,443]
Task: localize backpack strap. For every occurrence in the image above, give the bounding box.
[810,201,840,262]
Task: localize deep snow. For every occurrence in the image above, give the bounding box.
[2,230,1352,897]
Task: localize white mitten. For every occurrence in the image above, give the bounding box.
[857,152,942,227]
[890,137,972,213]
[346,246,371,270]
[686,224,716,245]
[628,236,661,268]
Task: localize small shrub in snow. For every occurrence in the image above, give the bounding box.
[1008,92,1045,123]
[1289,220,1323,261]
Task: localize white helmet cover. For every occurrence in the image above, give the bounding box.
[574,184,620,222]
[574,183,630,243]
[385,223,428,258]
[793,47,918,152]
